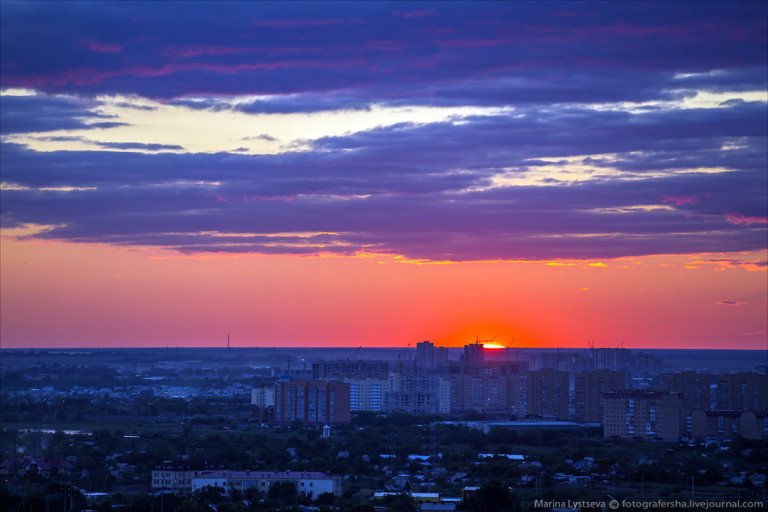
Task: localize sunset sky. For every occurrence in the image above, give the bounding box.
[1,1,766,350]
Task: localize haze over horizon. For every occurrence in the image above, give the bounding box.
[1,1,766,350]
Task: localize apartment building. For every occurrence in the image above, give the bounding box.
[573,370,626,422]
[439,359,521,414]
[388,369,439,415]
[658,372,711,410]
[714,372,767,410]
[345,378,388,412]
[311,360,390,380]
[273,379,351,425]
[690,409,768,440]
[192,470,342,499]
[516,369,569,420]
[250,386,275,408]
[603,390,681,441]
[416,340,449,369]
[152,461,225,494]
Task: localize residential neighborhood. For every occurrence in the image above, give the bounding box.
[1,347,766,511]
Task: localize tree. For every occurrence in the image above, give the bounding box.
[267,481,298,508]
[244,486,262,504]
[347,504,376,512]
[383,493,416,512]
[315,492,336,507]
[196,485,227,506]
[464,481,515,512]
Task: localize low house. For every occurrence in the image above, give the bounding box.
[421,504,456,511]
[450,472,469,483]
[384,475,412,493]
[478,453,524,461]
[568,475,592,485]
[0,457,74,478]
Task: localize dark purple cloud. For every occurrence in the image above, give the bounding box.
[2,2,765,101]
[0,95,127,133]
[92,141,184,151]
[1,1,766,261]
[2,96,765,260]
[2,169,764,260]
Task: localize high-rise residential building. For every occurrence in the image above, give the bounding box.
[311,360,390,380]
[387,368,439,415]
[438,377,452,414]
[690,409,768,441]
[603,390,681,441]
[416,340,436,368]
[436,346,449,366]
[274,379,350,425]
[714,372,767,410]
[530,351,583,372]
[628,351,664,378]
[251,386,275,408]
[658,372,712,437]
[439,358,522,414]
[573,370,626,422]
[515,369,569,420]
[433,342,525,414]
[658,372,711,411]
[529,348,662,378]
[462,343,486,364]
[416,340,449,368]
[345,378,388,412]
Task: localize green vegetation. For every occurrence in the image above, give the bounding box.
[2,411,767,511]
[2,356,766,510]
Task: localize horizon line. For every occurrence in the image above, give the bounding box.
[1,346,766,352]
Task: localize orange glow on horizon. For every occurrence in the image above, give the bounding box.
[1,236,765,350]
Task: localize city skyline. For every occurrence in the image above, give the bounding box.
[1,1,766,350]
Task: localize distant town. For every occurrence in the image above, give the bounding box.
[1,344,766,511]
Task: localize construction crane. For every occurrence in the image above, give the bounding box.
[505,337,516,362]
[348,345,362,361]
[473,334,498,345]
[398,342,413,373]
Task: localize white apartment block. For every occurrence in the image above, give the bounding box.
[152,462,225,494]
[251,386,275,407]
[192,470,342,499]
